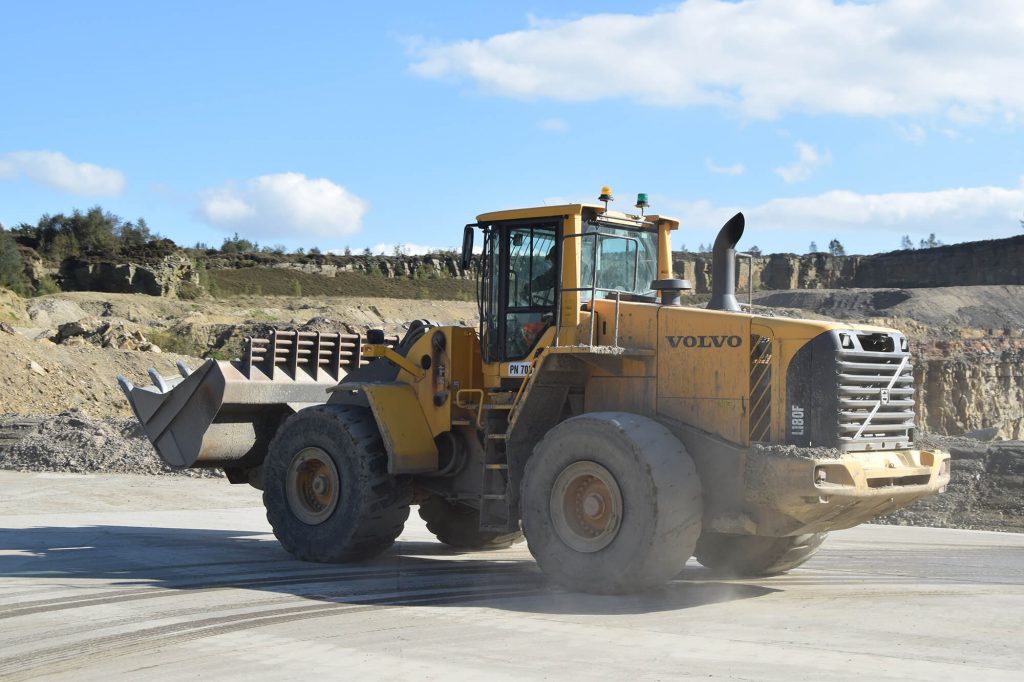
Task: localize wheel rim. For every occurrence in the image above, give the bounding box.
[286,447,340,525]
[550,460,623,553]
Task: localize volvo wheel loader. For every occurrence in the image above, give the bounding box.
[120,191,951,594]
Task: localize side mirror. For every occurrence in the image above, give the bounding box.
[461,224,475,269]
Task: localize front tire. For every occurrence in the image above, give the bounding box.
[521,412,703,594]
[263,405,411,563]
[694,532,828,576]
[418,495,524,550]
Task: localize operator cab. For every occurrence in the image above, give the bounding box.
[465,201,663,363]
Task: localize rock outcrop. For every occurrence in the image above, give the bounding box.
[674,234,1024,295]
[53,316,161,352]
[45,231,1024,299]
[204,252,472,281]
[58,253,199,297]
[916,335,1024,440]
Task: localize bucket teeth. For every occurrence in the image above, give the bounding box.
[175,360,192,378]
[148,368,170,393]
[116,375,134,397]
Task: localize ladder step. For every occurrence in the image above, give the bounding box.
[451,418,472,426]
[482,404,514,410]
[481,494,508,501]
[484,464,508,470]
[486,433,509,440]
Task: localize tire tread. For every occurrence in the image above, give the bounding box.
[263,405,410,563]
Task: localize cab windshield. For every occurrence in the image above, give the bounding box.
[579,220,658,301]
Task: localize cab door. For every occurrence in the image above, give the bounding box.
[480,221,559,363]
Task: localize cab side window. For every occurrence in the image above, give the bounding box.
[505,226,557,359]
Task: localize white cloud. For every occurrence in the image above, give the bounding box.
[0,150,125,196]
[705,158,744,176]
[895,123,927,144]
[410,1,1024,121]
[662,179,1024,250]
[198,172,367,240]
[539,117,568,132]
[774,142,830,184]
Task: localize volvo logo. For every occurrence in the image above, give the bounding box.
[665,335,743,349]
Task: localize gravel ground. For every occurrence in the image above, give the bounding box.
[0,410,223,478]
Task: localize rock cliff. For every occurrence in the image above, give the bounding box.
[916,335,1024,440]
[674,234,1024,294]
[203,252,472,281]
[58,253,199,297]
[43,232,1024,299]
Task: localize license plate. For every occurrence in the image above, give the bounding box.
[506,362,533,377]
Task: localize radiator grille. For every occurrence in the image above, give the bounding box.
[749,334,772,442]
[836,336,915,450]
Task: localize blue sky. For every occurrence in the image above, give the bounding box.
[1,0,1022,255]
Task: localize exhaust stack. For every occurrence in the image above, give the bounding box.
[708,212,745,312]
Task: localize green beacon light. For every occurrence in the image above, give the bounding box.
[635,192,649,216]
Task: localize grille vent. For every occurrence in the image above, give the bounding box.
[836,337,915,449]
[749,334,772,442]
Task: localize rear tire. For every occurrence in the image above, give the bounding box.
[521,412,702,594]
[694,532,828,576]
[418,496,524,550]
[263,405,411,563]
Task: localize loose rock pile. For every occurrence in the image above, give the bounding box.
[0,326,192,418]
[875,434,1024,532]
[0,410,221,478]
[54,317,161,352]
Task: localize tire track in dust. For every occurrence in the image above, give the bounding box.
[0,563,541,652]
[0,583,547,680]
[0,561,535,619]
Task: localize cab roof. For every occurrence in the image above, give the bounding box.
[476,203,679,230]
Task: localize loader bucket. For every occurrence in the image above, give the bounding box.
[118,330,375,469]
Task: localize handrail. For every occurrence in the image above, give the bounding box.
[455,388,486,429]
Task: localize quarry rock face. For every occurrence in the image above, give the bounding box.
[58,253,199,297]
[673,234,1024,294]
[853,237,1024,288]
[916,337,1024,440]
[50,233,1024,298]
[203,252,473,282]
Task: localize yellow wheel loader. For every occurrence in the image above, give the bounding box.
[120,192,950,594]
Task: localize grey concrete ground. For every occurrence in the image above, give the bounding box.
[1,471,1022,681]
